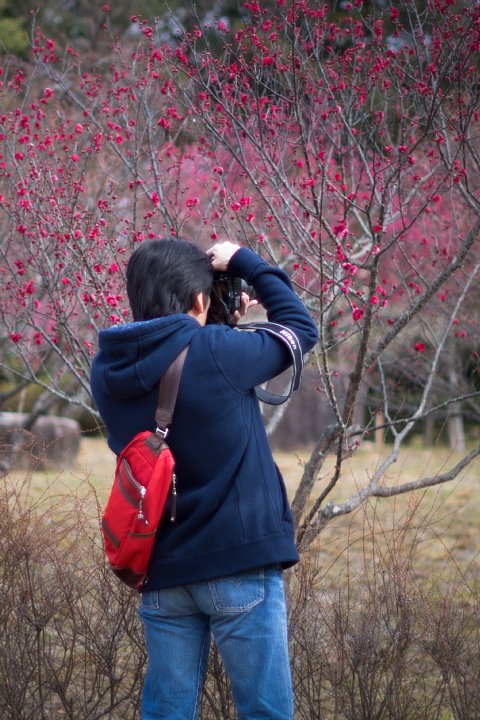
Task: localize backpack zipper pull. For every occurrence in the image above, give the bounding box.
[170,472,177,522]
[138,486,148,524]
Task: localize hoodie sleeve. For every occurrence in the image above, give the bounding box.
[209,247,318,393]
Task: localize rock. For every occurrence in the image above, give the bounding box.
[263,367,365,451]
[0,412,81,471]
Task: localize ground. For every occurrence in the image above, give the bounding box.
[14,435,480,584]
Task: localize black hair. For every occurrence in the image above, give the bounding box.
[126,238,214,321]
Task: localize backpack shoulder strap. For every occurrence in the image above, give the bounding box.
[237,322,304,405]
[155,345,189,436]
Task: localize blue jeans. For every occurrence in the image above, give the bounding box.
[138,566,293,720]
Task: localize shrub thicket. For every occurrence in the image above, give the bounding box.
[1,467,479,719]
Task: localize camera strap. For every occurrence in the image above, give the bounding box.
[238,322,304,405]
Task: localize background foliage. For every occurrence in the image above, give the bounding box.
[2,0,480,539]
[1,3,480,716]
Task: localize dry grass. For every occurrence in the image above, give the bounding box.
[3,436,480,719]
[279,440,480,587]
[10,435,480,586]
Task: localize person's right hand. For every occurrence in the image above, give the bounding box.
[206,241,241,271]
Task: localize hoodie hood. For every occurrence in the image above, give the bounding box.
[92,314,199,400]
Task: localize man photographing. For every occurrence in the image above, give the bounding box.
[91,239,318,720]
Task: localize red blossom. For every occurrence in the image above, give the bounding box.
[333,221,347,237]
[0,3,477,479]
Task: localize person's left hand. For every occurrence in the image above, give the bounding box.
[233,292,258,323]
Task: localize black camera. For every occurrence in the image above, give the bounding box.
[207,272,255,326]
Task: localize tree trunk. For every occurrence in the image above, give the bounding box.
[423,414,435,448]
[447,402,466,453]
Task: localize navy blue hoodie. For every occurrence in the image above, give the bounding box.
[90,248,318,590]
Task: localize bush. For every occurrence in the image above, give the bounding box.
[0,16,29,57]
[0,473,145,719]
[1,468,479,719]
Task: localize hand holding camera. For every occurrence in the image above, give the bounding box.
[206,242,257,325]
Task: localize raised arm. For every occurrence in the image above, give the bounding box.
[207,243,318,392]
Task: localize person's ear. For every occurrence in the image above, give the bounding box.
[192,291,206,315]
[188,291,210,325]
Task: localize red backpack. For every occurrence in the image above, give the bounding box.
[101,347,188,589]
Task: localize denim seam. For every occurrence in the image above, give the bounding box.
[192,628,210,720]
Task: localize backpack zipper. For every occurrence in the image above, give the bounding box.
[170,471,177,522]
[122,460,148,523]
[137,486,147,523]
[123,458,177,524]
